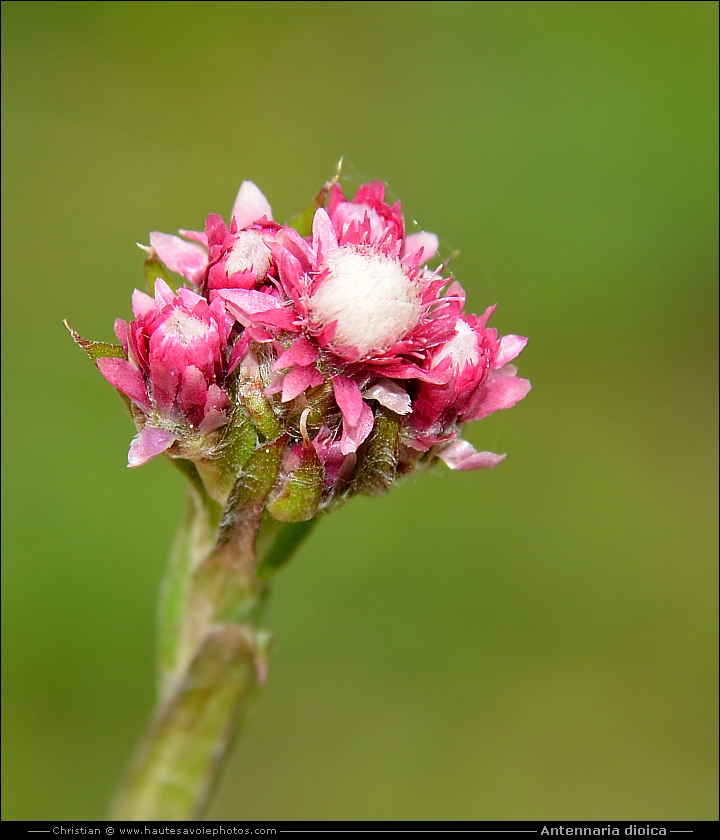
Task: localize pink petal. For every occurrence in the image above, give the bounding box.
[219,288,284,317]
[363,379,412,415]
[198,385,229,431]
[403,231,439,264]
[153,278,176,306]
[316,321,340,350]
[97,358,150,409]
[274,247,307,301]
[148,356,179,415]
[251,308,298,330]
[312,427,357,490]
[445,281,466,307]
[437,439,506,471]
[227,331,252,374]
[373,361,447,384]
[198,408,228,434]
[149,232,208,285]
[272,336,319,371]
[264,373,284,397]
[131,289,156,319]
[127,426,178,468]
[177,365,208,417]
[218,288,296,332]
[466,371,532,421]
[275,227,314,270]
[495,335,528,368]
[178,228,208,247]
[113,318,129,352]
[281,365,324,402]
[339,401,374,455]
[231,181,273,229]
[205,213,229,246]
[205,383,230,413]
[312,208,338,261]
[333,376,365,427]
[477,304,497,329]
[176,286,205,309]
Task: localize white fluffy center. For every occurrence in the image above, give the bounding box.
[162,311,211,346]
[432,320,479,370]
[309,249,422,358]
[225,231,272,279]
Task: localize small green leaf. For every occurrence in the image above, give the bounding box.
[169,459,222,522]
[64,320,126,364]
[218,407,258,476]
[285,175,338,237]
[144,254,174,293]
[257,519,318,581]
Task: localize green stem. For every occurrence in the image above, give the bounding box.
[111,624,259,820]
[112,448,317,821]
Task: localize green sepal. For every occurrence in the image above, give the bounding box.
[144,254,174,293]
[257,518,318,581]
[266,443,323,522]
[352,408,401,496]
[64,320,126,364]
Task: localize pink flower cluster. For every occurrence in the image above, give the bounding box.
[92,177,530,504]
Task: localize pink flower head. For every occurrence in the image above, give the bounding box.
[217,182,464,459]
[410,305,531,469]
[205,182,280,295]
[73,173,531,495]
[144,181,279,294]
[97,279,233,466]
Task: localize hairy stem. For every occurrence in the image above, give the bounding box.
[112,450,317,821]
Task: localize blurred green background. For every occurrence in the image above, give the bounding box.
[2,0,717,822]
